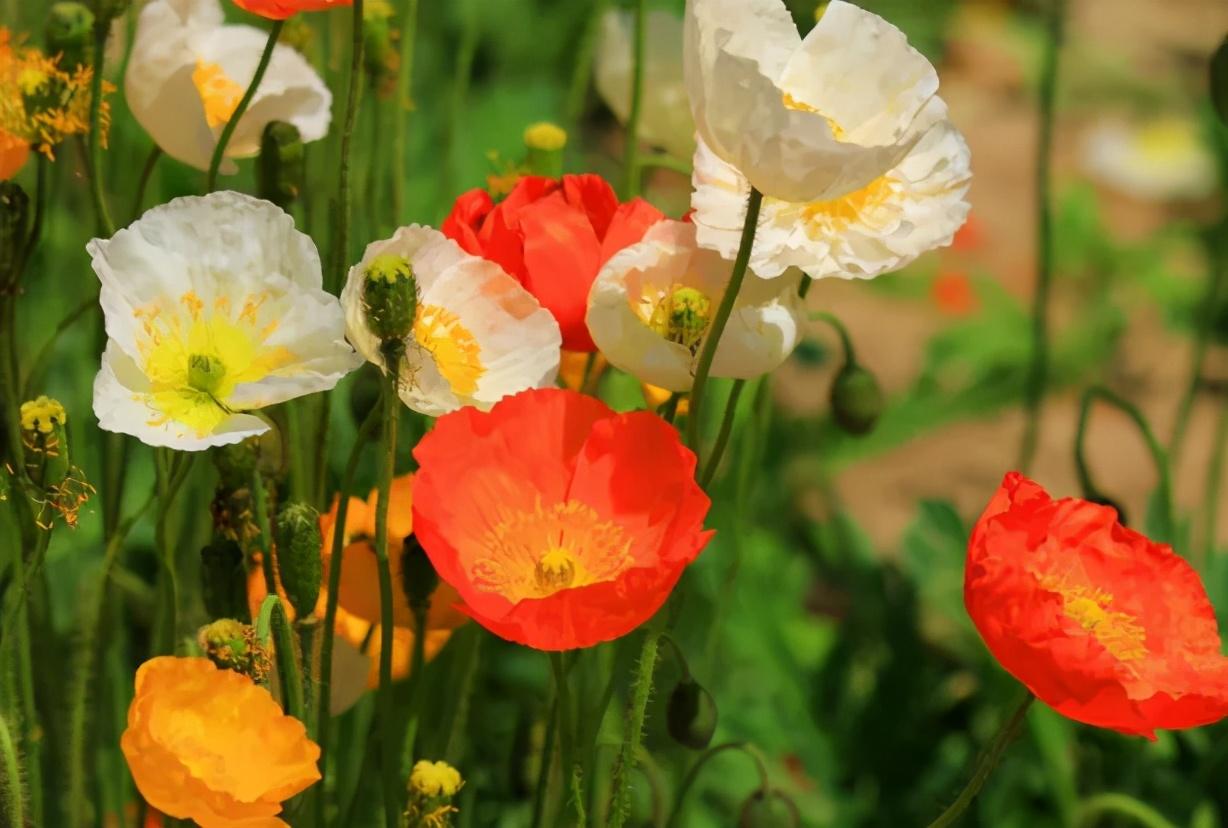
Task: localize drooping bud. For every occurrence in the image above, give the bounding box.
[363,0,400,99]
[829,362,883,436]
[666,676,718,750]
[20,396,70,488]
[738,789,801,828]
[256,121,305,210]
[197,619,271,683]
[1211,36,1228,126]
[401,535,439,617]
[0,182,30,284]
[200,536,249,621]
[275,501,322,619]
[363,253,418,342]
[45,3,95,70]
[523,122,567,178]
[649,286,711,355]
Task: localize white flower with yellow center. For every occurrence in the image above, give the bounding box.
[90,192,362,450]
[126,0,330,174]
[586,220,804,392]
[341,226,562,417]
[691,119,971,280]
[684,0,947,204]
[1082,116,1217,202]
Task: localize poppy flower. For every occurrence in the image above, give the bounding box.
[232,0,352,19]
[412,388,712,650]
[121,656,320,827]
[441,174,665,352]
[965,472,1228,739]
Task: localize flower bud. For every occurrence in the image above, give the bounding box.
[1211,36,1228,127]
[45,3,95,70]
[401,535,439,616]
[275,501,322,619]
[524,122,567,178]
[20,396,70,488]
[0,182,30,283]
[200,536,249,621]
[666,676,718,750]
[197,619,271,683]
[738,789,800,828]
[363,254,418,344]
[649,286,711,355]
[829,362,883,436]
[257,121,305,211]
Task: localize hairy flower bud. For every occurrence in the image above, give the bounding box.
[275,501,322,619]
[524,122,567,178]
[45,3,96,70]
[363,253,418,342]
[666,676,718,750]
[738,789,800,828]
[200,536,249,621]
[197,619,271,683]
[20,396,70,488]
[257,121,305,210]
[830,363,883,436]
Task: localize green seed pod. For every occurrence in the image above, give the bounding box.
[666,677,718,750]
[401,535,439,616]
[20,396,70,488]
[738,789,801,828]
[257,121,305,210]
[0,182,30,285]
[829,362,884,436]
[197,619,271,683]
[275,502,323,619]
[200,536,249,621]
[1211,36,1228,127]
[45,3,95,70]
[524,122,567,179]
[362,254,418,342]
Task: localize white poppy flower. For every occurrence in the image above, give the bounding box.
[691,120,971,280]
[1082,117,1217,202]
[595,9,696,162]
[587,220,804,392]
[126,0,331,173]
[89,192,362,451]
[684,0,947,203]
[341,226,562,417]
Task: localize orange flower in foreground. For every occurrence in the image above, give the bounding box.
[121,656,320,828]
[0,128,28,179]
[412,387,712,650]
[232,0,352,18]
[965,472,1228,738]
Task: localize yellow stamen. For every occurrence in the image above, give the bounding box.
[413,304,485,397]
[1040,577,1147,663]
[644,285,711,354]
[20,395,66,434]
[192,59,243,130]
[781,91,846,140]
[523,121,567,152]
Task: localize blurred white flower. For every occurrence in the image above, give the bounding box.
[89,192,361,450]
[1082,117,1217,202]
[595,8,695,162]
[587,220,804,392]
[684,0,947,203]
[341,226,562,417]
[126,0,331,173]
[691,120,971,280]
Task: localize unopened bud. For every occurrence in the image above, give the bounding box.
[275,501,322,619]
[200,536,249,621]
[830,362,883,436]
[523,122,567,178]
[363,253,418,342]
[197,619,271,683]
[649,286,711,355]
[738,789,800,828]
[45,3,95,70]
[1,182,30,282]
[666,677,718,749]
[257,121,305,210]
[401,535,439,616]
[20,396,70,488]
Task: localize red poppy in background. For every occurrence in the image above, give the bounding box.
[442,174,665,352]
[232,0,351,18]
[965,472,1228,739]
[411,387,711,650]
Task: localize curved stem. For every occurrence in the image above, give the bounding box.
[1076,794,1179,828]
[699,379,745,488]
[564,0,611,129]
[810,311,856,365]
[87,16,115,237]
[1018,0,1066,473]
[20,293,95,400]
[925,693,1034,828]
[622,0,646,198]
[20,154,47,268]
[607,630,660,828]
[129,146,163,222]
[373,361,402,826]
[687,188,763,455]
[665,742,770,828]
[205,22,286,192]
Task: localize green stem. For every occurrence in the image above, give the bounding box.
[1075,794,1179,828]
[128,146,163,223]
[205,21,286,192]
[153,451,194,655]
[374,359,402,826]
[256,595,305,723]
[87,15,116,237]
[1170,230,1226,464]
[400,603,429,763]
[0,714,23,828]
[664,742,769,828]
[810,311,856,365]
[530,695,558,828]
[699,379,745,488]
[329,0,365,293]
[1200,394,1228,559]
[564,0,611,129]
[925,693,1034,828]
[686,188,763,455]
[20,294,95,401]
[20,154,47,268]
[2,527,44,827]
[550,653,580,827]
[622,0,646,198]
[1018,0,1066,473]
[391,0,420,223]
[607,630,660,828]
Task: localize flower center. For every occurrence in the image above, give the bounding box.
[413,304,485,397]
[192,60,243,130]
[781,91,847,140]
[782,174,900,236]
[633,283,712,354]
[1040,578,1147,663]
[468,500,633,602]
[187,352,226,395]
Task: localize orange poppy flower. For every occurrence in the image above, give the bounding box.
[411,387,712,650]
[121,656,320,827]
[248,475,467,692]
[441,174,665,352]
[0,128,28,179]
[965,472,1228,738]
[232,0,352,18]
[930,270,978,316]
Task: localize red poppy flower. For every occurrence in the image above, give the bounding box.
[411,387,711,650]
[441,174,665,352]
[965,472,1228,738]
[232,0,351,19]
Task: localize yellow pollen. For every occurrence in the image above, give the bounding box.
[1041,578,1147,663]
[20,395,66,433]
[523,121,567,152]
[534,547,577,591]
[413,304,485,398]
[781,91,846,140]
[643,285,710,354]
[192,60,243,130]
[789,174,899,235]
